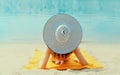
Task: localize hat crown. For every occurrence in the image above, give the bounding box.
[55,25,71,43]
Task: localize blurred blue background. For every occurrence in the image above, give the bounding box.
[0,0,120,43]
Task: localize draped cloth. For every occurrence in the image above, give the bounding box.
[23,48,103,70]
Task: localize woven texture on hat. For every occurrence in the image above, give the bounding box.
[23,48,103,70]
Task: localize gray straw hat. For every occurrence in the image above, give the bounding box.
[43,14,82,54]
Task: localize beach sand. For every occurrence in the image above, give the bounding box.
[0,42,120,75]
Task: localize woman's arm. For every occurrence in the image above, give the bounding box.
[73,48,88,65]
[40,47,50,69]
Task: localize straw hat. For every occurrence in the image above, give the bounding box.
[43,14,82,54]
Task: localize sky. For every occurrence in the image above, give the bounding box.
[0,0,120,43]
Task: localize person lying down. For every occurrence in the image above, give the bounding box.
[39,14,103,69]
[40,47,88,69]
[24,14,103,70]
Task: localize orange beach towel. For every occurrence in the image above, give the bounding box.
[23,49,103,70]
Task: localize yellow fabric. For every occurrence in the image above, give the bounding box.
[23,49,103,70]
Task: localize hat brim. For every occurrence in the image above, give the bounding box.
[43,14,82,54]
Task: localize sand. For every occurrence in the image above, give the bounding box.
[0,42,120,75]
